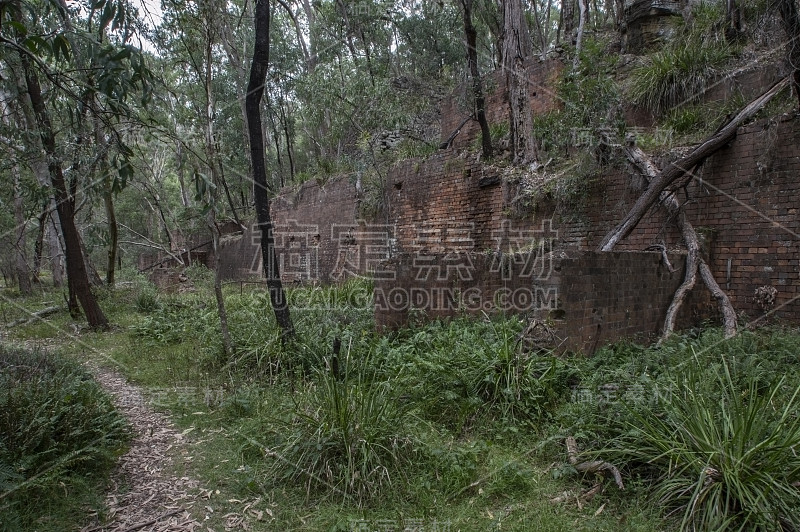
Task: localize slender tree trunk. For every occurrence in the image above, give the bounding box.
[209,215,234,356]
[502,0,537,164]
[33,205,46,281]
[47,203,64,287]
[176,141,191,208]
[725,0,741,41]
[20,54,108,328]
[562,0,576,44]
[779,0,800,108]
[461,0,493,158]
[574,0,588,66]
[202,11,234,356]
[79,233,104,287]
[247,0,294,341]
[103,179,118,285]
[94,110,118,286]
[13,170,32,295]
[279,102,295,181]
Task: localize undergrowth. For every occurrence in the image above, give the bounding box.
[0,345,129,531]
[9,278,800,530]
[627,3,733,116]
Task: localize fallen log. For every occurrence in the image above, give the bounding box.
[624,144,737,339]
[598,76,791,252]
[565,436,624,490]
[5,305,61,328]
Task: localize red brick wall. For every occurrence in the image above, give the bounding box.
[378,116,800,334]
[265,175,386,283]
[374,250,691,353]
[246,61,800,350]
[576,116,800,322]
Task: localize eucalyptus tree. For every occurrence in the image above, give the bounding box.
[503,0,537,165]
[0,0,151,327]
[247,0,294,341]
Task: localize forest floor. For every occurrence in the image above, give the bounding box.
[79,364,203,532]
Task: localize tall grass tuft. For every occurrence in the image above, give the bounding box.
[609,353,800,530]
[629,43,732,116]
[261,344,419,505]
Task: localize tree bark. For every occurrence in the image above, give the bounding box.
[247,0,295,341]
[724,0,741,41]
[200,4,235,355]
[46,201,64,287]
[103,178,118,285]
[502,0,537,165]
[574,0,588,66]
[779,0,800,108]
[20,52,108,328]
[562,0,576,44]
[623,144,737,339]
[598,76,790,252]
[13,170,32,295]
[460,0,493,158]
[209,217,234,357]
[33,205,46,281]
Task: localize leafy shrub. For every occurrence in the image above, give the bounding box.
[0,346,129,526]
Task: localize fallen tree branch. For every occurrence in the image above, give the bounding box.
[117,508,184,532]
[644,244,676,273]
[624,144,737,340]
[565,436,624,490]
[439,113,474,150]
[5,306,61,328]
[599,76,791,251]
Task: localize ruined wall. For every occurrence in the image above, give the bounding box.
[266,175,375,283]
[374,250,689,353]
[376,114,800,332]
[222,55,800,352]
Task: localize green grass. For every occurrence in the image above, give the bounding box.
[6,277,800,531]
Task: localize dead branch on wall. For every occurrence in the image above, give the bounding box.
[597,75,791,340]
[624,144,737,340]
[598,76,790,252]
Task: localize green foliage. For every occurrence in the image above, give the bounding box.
[629,44,733,116]
[533,37,623,158]
[374,317,572,432]
[545,328,800,530]
[0,345,129,529]
[609,357,800,530]
[134,278,160,313]
[628,4,732,116]
[260,348,420,505]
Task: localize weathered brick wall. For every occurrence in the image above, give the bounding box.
[374,250,689,353]
[216,57,799,352]
[573,116,800,322]
[386,154,508,254]
[264,175,378,283]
